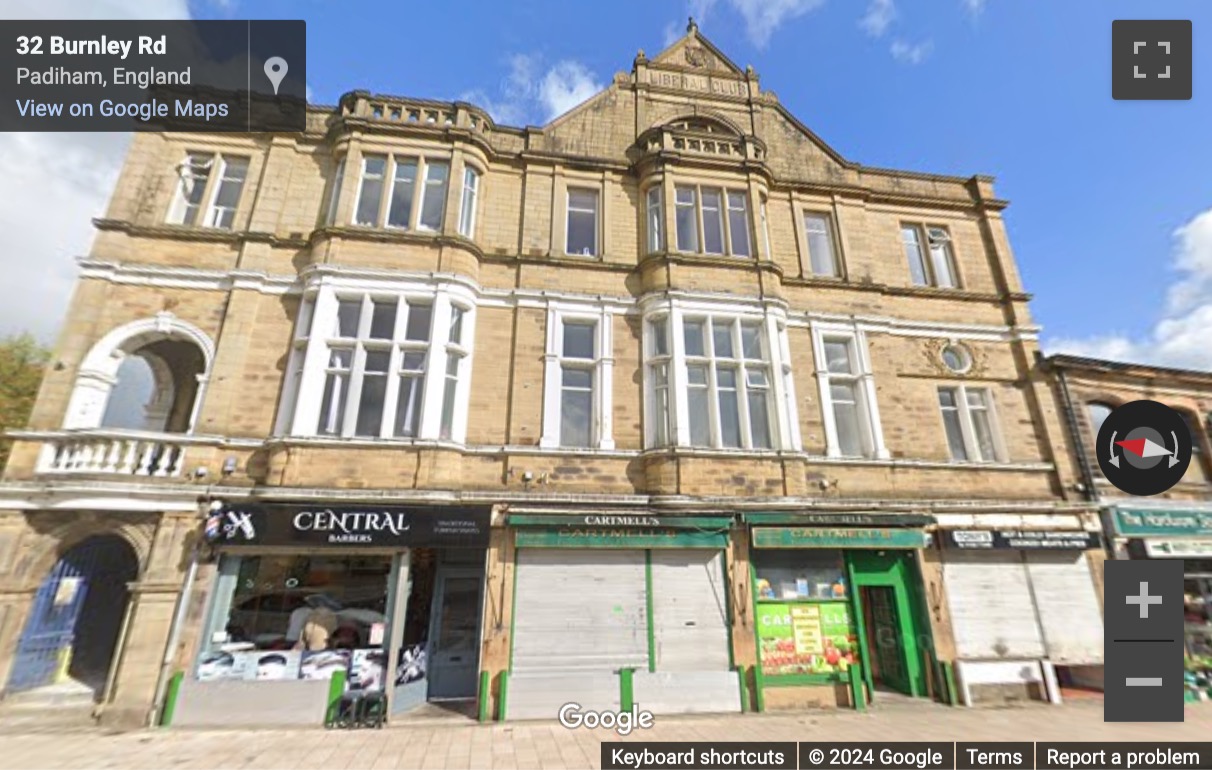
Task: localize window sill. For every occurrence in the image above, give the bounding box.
[806,454,1051,472]
[265,435,467,450]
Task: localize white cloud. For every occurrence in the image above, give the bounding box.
[962,0,988,16]
[0,0,190,341]
[663,20,683,46]
[860,0,897,38]
[1046,207,1212,370]
[729,0,826,48]
[462,54,603,126]
[539,62,603,120]
[890,38,934,65]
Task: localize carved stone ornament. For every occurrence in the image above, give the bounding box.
[922,339,983,377]
[684,46,715,70]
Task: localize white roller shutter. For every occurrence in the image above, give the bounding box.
[507,549,647,720]
[944,551,1045,659]
[1024,551,1104,664]
[650,550,730,671]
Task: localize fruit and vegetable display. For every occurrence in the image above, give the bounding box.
[757,601,860,677]
[1186,654,1212,703]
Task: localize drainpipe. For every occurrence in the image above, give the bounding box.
[146,511,206,727]
[1054,365,1098,503]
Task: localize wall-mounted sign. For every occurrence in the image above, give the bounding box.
[1143,539,1212,558]
[751,527,926,549]
[508,514,733,530]
[744,512,934,528]
[514,528,727,549]
[1113,508,1212,538]
[205,504,490,548]
[941,529,1100,551]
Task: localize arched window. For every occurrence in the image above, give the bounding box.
[1087,402,1113,439]
[64,313,214,433]
[1178,411,1204,455]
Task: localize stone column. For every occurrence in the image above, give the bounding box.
[97,512,194,729]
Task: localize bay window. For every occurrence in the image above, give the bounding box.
[284,285,474,443]
[673,185,751,257]
[352,154,450,231]
[458,168,480,237]
[645,303,797,451]
[812,327,886,459]
[646,186,663,254]
[541,308,614,449]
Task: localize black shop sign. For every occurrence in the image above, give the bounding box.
[942,529,1100,551]
[205,504,491,548]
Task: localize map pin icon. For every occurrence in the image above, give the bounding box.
[264,56,288,96]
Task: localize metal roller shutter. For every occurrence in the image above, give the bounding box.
[649,550,730,671]
[944,551,1045,659]
[1023,551,1104,664]
[507,548,647,720]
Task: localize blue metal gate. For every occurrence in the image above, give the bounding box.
[6,538,112,694]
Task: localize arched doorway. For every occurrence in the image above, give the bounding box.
[6,535,139,699]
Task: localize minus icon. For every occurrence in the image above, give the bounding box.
[1125,678,1163,687]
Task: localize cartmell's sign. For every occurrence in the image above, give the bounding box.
[942,529,1100,551]
[206,504,490,548]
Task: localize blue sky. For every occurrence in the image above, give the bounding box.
[4,0,1211,370]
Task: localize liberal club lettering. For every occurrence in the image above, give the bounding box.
[292,509,411,544]
[646,70,746,96]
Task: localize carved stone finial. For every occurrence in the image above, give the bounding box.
[638,48,646,59]
[687,16,698,35]
[745,64,756,77]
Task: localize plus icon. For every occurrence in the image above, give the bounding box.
[1126,581,1163,619]
[1112,20,1192,100]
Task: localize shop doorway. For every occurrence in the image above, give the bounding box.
[394,548,485,716]
[5,535,138,699]
[861,586,910,694]
[848,550,930,700]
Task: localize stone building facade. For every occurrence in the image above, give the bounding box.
[1043,354,1212,683]
[0,24,1104,728]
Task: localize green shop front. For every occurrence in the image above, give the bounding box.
[744,513,935,711]
[1108,506,1212,662]
[503,512,742,720]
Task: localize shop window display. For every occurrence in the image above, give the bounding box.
[198,555,391,685]
[1186,562,1212,700]
[751,549,858,680]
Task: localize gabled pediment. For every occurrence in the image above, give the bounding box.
[650,18,747,78]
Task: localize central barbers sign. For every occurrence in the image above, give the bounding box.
[206,504,490,548]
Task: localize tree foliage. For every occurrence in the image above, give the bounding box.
[0,333,50,469]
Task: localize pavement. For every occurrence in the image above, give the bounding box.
[0,700,1210,770]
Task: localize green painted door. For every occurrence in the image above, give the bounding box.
[864,586,909,693]
[846,549,929,698]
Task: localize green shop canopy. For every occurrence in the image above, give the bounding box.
[751,526,927,549]
[508,512,735,548]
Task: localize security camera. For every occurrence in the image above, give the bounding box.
[193,466,209,479]
[521,470,535,483]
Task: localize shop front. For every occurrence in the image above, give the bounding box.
[164,503,491,728]
[1108,506,1212,696]
[935,518,1104,705]
[743,513,935,711]
[503,512,740,720]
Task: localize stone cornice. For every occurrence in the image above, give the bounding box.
[92,218,310,248]
[0,478,1088,516]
